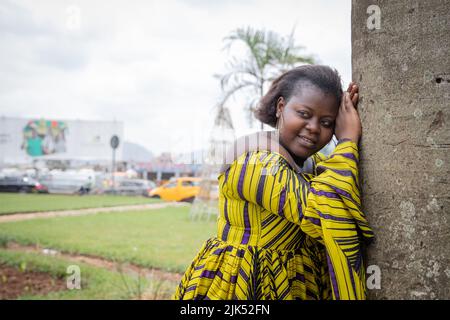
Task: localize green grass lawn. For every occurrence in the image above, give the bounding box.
[0,249,152,299]
[0,206,217,273]
[0,193,162,215]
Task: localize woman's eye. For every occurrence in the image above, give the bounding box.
[297,111,309,117]
[322,121,333,128]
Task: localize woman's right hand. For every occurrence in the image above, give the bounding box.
[334,84,362,143]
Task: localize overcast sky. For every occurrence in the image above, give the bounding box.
[0,0,352,156]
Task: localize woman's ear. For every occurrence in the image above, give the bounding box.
[276,96,285,118]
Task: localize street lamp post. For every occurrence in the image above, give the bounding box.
[110,135,120,194]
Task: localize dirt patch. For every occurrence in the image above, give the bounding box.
[0,264,67,300]
[5,242,183,284]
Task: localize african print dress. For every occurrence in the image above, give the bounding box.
[174,139,374,300]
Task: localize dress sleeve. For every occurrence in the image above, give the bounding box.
[301,139,374,241]
[221,140,374,300]
[300,138,374,300]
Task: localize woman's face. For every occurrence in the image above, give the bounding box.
[276,85,338,164]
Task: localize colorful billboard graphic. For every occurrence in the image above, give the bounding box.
[0,117,123,164]
[21,120,68,157]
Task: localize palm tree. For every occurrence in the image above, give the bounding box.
[217,26,316,128]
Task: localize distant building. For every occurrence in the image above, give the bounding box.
[134,151,202,184]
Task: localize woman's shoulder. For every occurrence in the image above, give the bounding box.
[218,150,292,182]
[221,131,286,164]
[235,149,288,167]
[219,131,328,177]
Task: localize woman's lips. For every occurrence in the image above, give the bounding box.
[297,135,316,148]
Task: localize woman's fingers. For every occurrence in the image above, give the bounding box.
[347,83,359,108]
[346,82,354,92]
[352,93,359,109]
[342,92,349,111]
[344,91,358,112]
[347,83,359,103]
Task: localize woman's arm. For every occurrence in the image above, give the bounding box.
[221,144,362,228]
[299,83,375,300]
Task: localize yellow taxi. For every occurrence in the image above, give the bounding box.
[149,177,201,202]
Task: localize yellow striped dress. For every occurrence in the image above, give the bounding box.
[174,139,374,300]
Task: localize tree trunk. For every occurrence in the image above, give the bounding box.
[352,0,449,299]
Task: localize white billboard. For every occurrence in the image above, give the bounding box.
[0,117,123,164]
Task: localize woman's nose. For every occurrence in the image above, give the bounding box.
[305,119,320,133]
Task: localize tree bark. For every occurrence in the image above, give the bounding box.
[352,0,450,299]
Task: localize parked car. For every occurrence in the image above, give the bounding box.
[39,174,92,195]
[149,177,201,202]
[0,176,48,193]
[104,179,156,197]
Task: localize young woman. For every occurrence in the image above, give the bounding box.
[174,65,374,300]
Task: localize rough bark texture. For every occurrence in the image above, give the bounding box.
[352,0,450,299]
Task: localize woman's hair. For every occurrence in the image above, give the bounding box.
[254,65,343,127]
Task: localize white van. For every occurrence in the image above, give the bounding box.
[40,170,95,194]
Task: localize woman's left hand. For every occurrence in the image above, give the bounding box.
[346,82,359,108]
[334,82,362,143]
